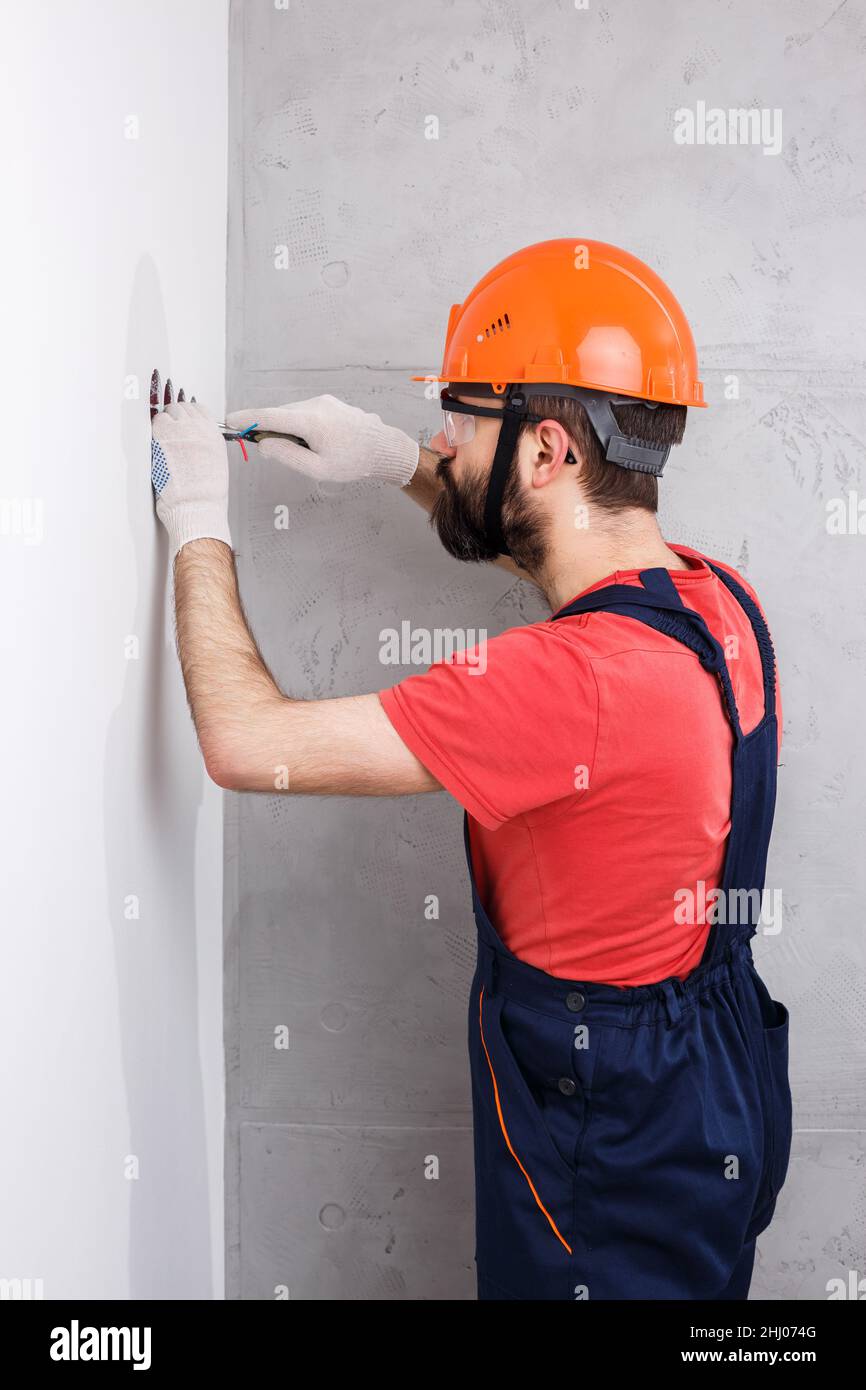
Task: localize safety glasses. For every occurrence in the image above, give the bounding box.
[440,389,538,448]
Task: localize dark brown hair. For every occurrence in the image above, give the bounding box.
[518,394,687,514]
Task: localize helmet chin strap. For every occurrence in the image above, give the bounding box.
[481,385,527,559]
[481,383,672,559]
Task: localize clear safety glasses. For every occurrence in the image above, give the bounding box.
[440,389,515,448]
[441,405,476,448]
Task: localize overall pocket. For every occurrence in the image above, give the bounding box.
[471,985,577,1261]
[749,968,793,1211]
[497,993,607,1184]
[488,992,580,1185]
[761,996,793,1204]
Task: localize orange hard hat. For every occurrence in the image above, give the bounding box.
[411,237,705,407]
[412,239,705,559]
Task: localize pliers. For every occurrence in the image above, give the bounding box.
[150,367,310,461]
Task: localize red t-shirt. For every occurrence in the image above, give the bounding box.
[377,545,782,987]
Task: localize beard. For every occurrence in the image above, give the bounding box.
[431,451,549,572]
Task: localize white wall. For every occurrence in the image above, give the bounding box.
[0,1,228,1298]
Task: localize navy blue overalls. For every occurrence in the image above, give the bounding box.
[465,562,793,1300]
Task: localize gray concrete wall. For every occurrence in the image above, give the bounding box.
[225,0,866,1299]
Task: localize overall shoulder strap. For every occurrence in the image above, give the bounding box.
[705,562,777,719]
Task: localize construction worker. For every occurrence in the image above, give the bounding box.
[151,238,792,1301]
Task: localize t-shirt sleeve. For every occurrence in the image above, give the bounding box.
[377,623,600,830]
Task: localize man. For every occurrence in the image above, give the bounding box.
[151,238,792,1301]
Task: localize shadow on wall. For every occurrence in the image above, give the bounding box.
[104,253,215,1297]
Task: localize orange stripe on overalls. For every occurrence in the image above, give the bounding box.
[478,985,573,1256]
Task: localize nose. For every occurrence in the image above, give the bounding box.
[430,426,455,456]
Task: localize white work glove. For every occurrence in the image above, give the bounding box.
[225,393,419,486]
[150,401,232,564]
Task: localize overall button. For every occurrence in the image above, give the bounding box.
[558,1077,577,1096]
[566,990,585,1012]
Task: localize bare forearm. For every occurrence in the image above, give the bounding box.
[171,538,440,798]
[403,443,443,513]
[173,539,282,784]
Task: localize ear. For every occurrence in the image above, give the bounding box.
[527,419,574,489]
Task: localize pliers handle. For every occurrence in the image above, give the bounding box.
[220,427,310,449]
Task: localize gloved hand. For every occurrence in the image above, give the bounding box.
[225,393,419,486]
[150,401,232,564]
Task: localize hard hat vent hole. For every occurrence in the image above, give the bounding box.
[485,312,511,338]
